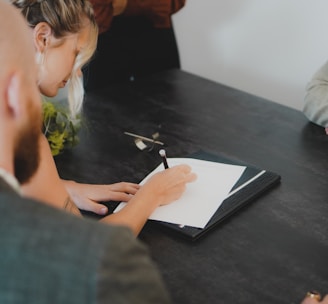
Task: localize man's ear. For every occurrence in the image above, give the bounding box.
[6,73,22,118]
[33,22,52,52]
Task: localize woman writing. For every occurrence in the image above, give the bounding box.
[10,0,196,235]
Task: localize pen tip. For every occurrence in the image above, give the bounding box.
[159,149,166,157]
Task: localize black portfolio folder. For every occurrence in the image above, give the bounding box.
[147,150,281,241]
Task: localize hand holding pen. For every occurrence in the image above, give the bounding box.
[138,161,197,207]
[135,149,196,206]
[103,149,197,235]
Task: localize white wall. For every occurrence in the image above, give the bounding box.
[172,0,328,110]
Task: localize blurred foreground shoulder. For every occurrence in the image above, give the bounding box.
[97,225,172,304]
[0,194,171,304]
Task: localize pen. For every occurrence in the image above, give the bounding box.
[124,131,164,145]
[159,149,169,169]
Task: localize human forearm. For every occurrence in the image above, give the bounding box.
[100,164,196,235]
[124,0,186,28]
[113,0,127,15]
[90,0,128,34]
[303,91,328,127]
[303,60,328,127]
[100,186,161,235]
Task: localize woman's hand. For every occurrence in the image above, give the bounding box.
[63,180,140,215]
[140,164,197,206]
[301,292,328,304]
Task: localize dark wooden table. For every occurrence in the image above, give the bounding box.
[56,69,328,304]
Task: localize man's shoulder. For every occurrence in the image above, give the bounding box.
[0,192,153,303]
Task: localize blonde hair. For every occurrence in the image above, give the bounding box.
[9,0,98,118]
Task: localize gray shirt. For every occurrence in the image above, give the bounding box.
[303,60,328,127]
[0,181,171,304]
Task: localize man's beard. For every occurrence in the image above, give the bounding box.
[14,105,42,185]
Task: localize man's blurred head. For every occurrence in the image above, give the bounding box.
[0,0,42,184]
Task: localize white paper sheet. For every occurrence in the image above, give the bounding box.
[114,158,246,228]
